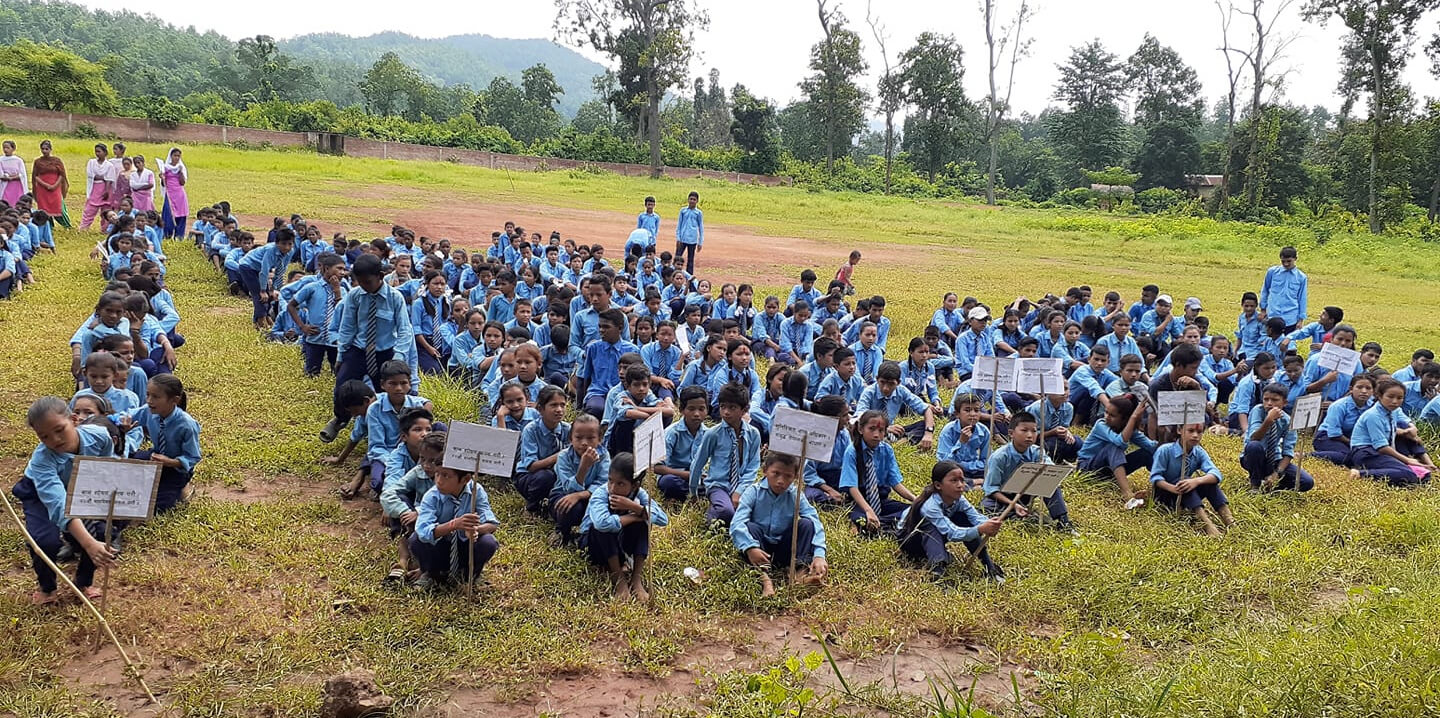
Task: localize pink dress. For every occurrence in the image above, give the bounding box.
[130,169,156,212]
[0,155,26,205]
[161,163,188,218]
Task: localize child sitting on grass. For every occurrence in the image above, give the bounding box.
[380,431,445,586]
[731,453,829,597]
[411,465,499,591]
[1150,422,1234,536]
[581,452,668,602]
[896,461,1004,582]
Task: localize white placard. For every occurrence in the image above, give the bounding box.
[1291,392,1324,431]
[65,457,162,521]
[998,463,1070,499]
[770,405,839,460]
[442,421,520,477]
[632,412,667,477]
[1016,357,1065,394]
[973,356,1017,392]
[1156,390,1209,427]
[1315,342,1360,375]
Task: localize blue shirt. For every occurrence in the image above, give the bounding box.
[663,419,705,472]
[689,421,762,494]
[1259,264,1308,325]
[817,371,865,407]
[753,312,784,344]
[1351,404,1404,450]
[898,359,940,404]
[1094,333,1141,372]
[1024,399,1073,432]
[936,421,991,475]
[518,419,570,473]
[335,284,412,353]
[797,361,834,402]
[380,462,434,518]
[72,386,141,415]
[570,306,633,349]
[1402,380,1432,418]
[1139,310,1183,343]
[1420,395,1440,424]
[1318,395,1371,439]
[1148,442,1221,486]
[844,316,892,353]
[953,328,995,377]
[554,445,613,494]
[786,284,822,310]
[708,365,761,406]
[128,405,202,473]
[897,493,989,544]
[931,307,965,337]
[364,394,430,462]
[582,484,669,534]
[857,383,928,423]
[1301,352,1354,402]
[850,343,884,383]
[982,442,1048,497]
[1069,365,1117,402]
[1128,301,1154,325]
[448,331,493,371]
[1236,311,1265,358]
[238,242,299,291]
[1227,374,1270,418]
[1247,404,1297,460]
[1078,420,1156,465]
[577,339,641,401]
[637,211,661,239]
[23,424,115,532]
[542,343,582,379]
[779,317,820,362]
[640,341,683,383]
[840,441,903,493]
[414,481,499,544]
[676,206,704,246]
[730,481,826,557]
[292,280,345,347]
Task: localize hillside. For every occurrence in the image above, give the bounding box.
[278,31,605,117]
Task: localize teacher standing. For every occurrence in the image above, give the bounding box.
[158,147,188,239]
[30,140,69,226]
[0,140,28,206]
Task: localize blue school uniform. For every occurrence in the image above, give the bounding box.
[931,307,965,337]
[1094,333,1140,372]
[1421,395,1440,424]
[414,481,499,544]
[774,317,816,362]
[898,358,940,405]
[1127,300,1154,326]
[578,338,641,401]
[936,421,991,477]
[494,406,540,432]
[641,341,683,384]
[857,383,928,423]
[796,361,833,402]
[663,420,704,474]
[72,317,130,362]
[238,242,298,291]
[602,390,657,440]
[1227,373,1270,419]
[982,442,1052,498]
[840,440,904,502]
[637,210,661,239]
[689,421,762,494]
[786,284,822,310]
[850,342,884,383]
[335,284,412,354]
[518,419,570,474]
[1260,264,1308,327]
[1300,352,1354,402]
[1069,365,1117,404]
[72,386,141,415]
[16,424,115,590]
[1078,420,1157,466]
[1402,380,1432,418]
[542,343,582,381]
[898,492,991,546]
[380,463,435,521]
[817,371,865,407]
[570,305,633,349]
[953,328,994,377]
[553,446,612,495]
[581,484,668,535]
[730,481,827,557]
[1235,311,1264,357]
[1317,395,1371,440]
[1351,404,1408,450]
[677,358,724,393]
[448,331,492,371]
[381,444,419,493]
[844,316,892,353]
[752,311,784,345]
[708,364,761,406]
[364,395,430,462]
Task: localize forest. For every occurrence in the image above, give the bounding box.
[1,0,1439,234]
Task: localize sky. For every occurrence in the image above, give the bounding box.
[76,0,1440,118]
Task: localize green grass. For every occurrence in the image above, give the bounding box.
[2,134,1440,716]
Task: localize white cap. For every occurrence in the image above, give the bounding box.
[967,306,990,321]
[1156,294,1173,305]
[1184,297,1203,311]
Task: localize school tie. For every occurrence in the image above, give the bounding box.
[153,415,167,457]
[364,294,380,379]
[862,447,882,510]
[728,427,744,492]
[862,350,873,379]
[431,301,445,351]
[448,496,462,578]
[320,289,335,344]
[1264,416,1284,464]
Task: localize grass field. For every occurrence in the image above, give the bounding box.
[2,134,1440,717]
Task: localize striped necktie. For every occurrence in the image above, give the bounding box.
[364,293,380,379]
[320,288,336,344]
[431,299,445,350]
[1264,415,1285,463]
[862,350,873,378]
[728,427,744,492]
[448,494,462,578]
[153,415,167,457]
[862,446,882,509]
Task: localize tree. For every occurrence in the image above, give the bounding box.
[1305,0,1440,232]
[1225,105,1312,211]
[1128,34,1204,126]
[898,32,973,182]
[230,35,313,101]
[1136,119,1203,189]
[1047,40,1128,185]
[360,52,427,118]
[555,0,710,178]
[730,84,781,175]
[0,40,118,113]
[979,0,1034,204]
[798,0,870,170]
[777,100,828,161]
[1216,0,1300,209]
[865,1,904,193]
[522,64,565,111]
[474,75,563,145]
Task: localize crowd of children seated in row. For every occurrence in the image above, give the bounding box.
[17,190,1440,604]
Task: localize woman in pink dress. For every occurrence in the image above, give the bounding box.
[129,153,155,213]
[0,140,28,206]
[80,144,113,230]
[158,147,189,239]
[30,140,68,225]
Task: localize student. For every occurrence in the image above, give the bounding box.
[842,410,919,535]
[1312,374,1375,465]
[935,393,991,487]
[708,339,761,407]
[1256,317,1291,360]
[1077,394,1154,510]
[752,295,785,362]
[509,387,570,515]
[73,352,141,415]
[1240,384,1315,491]
[1205,335,1241,404]
[1128,284,1159,325]
[730,452,829,597]
[896,461,1004,581]
[843,296,892,353]
[953,306,995,380]
[778,301,819,366]
[582,452,668,601]
[689,383,763,525]
[856,361,936,448]
[410,270,452,375]
[1228,352,1277,435]
[69,291,130,384]
[126,374,201,513]
[287,253,346,377]
[380,431,445,585]
[678,335,728,394]
[1235,291,1265,360]
[550,414,612,544]
[574,309,641,418]
[849,321,884,384]
[1095,315,1141,373]
[1348,378,1434,486]
[1259,246,1308,331]
[641,320,683,400]
[674,191,703,275]
[1401,364,1440,418]
[1068,346,1116,425]
[1287,306,1343,355]
[1025,393,1078,463]
[1147,343,1216,441]
[363,360,435,494]
[237,228,298,329]
[785,269,822,312]
[899,337,944,412]
[797,337,839,402]
[13,397,119,605]
[835,250,861,296]
[606,365,673,455]
[1392,349,1433,383]
[655,386,708,500]
[1150,423,1234,536]
[322,255,413,443]
[375,409,434,579]
[635,196,661,250]
[492,381,539,432]
[817,346,864,408]
[410,464,499,591]
[749,364,794,441]
[982,411,1074,529]
[1300,324,1359,405]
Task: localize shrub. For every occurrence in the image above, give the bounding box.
[1135,187,1184,214]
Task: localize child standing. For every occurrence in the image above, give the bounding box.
[323,254,413,443]
[896,461,1004,581]
[1150,423,1234,536]
[582,453,668,601]
[731,453,829,597]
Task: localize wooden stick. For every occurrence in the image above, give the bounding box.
[984,367,999,478]
[1037,373,1048,463]
[1,490,160,706]
[467,477,479,599]
[963,471,1040,570]
[789,435,809,582]
[92,490,116,653]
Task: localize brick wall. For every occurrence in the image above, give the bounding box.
[0,106,790,186]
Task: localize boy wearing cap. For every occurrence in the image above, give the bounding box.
[1260,246,1308,332]
[1182,297,1204,328]
[953,306,996,381]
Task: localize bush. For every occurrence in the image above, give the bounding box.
[1135,187,1184,214]
[1053,187,1095,208]
[71,122,100,139]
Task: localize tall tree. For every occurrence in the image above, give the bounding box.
[979,0,1034,204]
[475,75,563,145]
[730,84,781,175]
[555,0,710,178]
[521,64,564,110]
[865,0,903,193]
[0,40,119,113]
[1047,40,1127,185]
[1305,0,1440,232]
[1128,34,1204,126]
[1217,0,1300,209]
[359,51,426,118]
[230,35,313,102]
[798,0,870,170]
[898,32,972,181]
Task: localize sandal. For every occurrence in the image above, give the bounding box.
[81,586,103,601]
[31,590,58,606]
[382,566,406,585]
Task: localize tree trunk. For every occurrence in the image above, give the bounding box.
[984,0,999,205]
[1368,18,1383,234]
[1427,171,1439,223]
[883,113,894,194]
[648,79,662,179]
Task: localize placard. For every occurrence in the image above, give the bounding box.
[998,463,1070,499]
[442,421,520,477]
[770,405,839,460]
[972,356,1017,392]
[632,412,667,477]
[1315,342,1360,375]
[1016,357,1065,394]
[65,457,162,521]
[1291,392,1324,431]
[1155,390,1209,427]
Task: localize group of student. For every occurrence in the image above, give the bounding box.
[17,185,1440,605]
[0,191,57,298]
[11,190,199,606]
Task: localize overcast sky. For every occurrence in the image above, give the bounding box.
[76,0,1440,118]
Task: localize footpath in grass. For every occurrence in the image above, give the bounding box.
[0,167,1439,716]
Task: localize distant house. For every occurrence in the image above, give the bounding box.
[1185,175,1225,200]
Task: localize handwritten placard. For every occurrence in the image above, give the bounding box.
[1016,357,1065,394]
[65,457,162,521]
[973,356,1017,392]
[999,463,1070,499]
[632,412,667,477]
[1316,342,1360,375]
[1156,390,1209,427]
[770,405,839,460]
[1291,392,1324,431]
[442,421,520,477]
